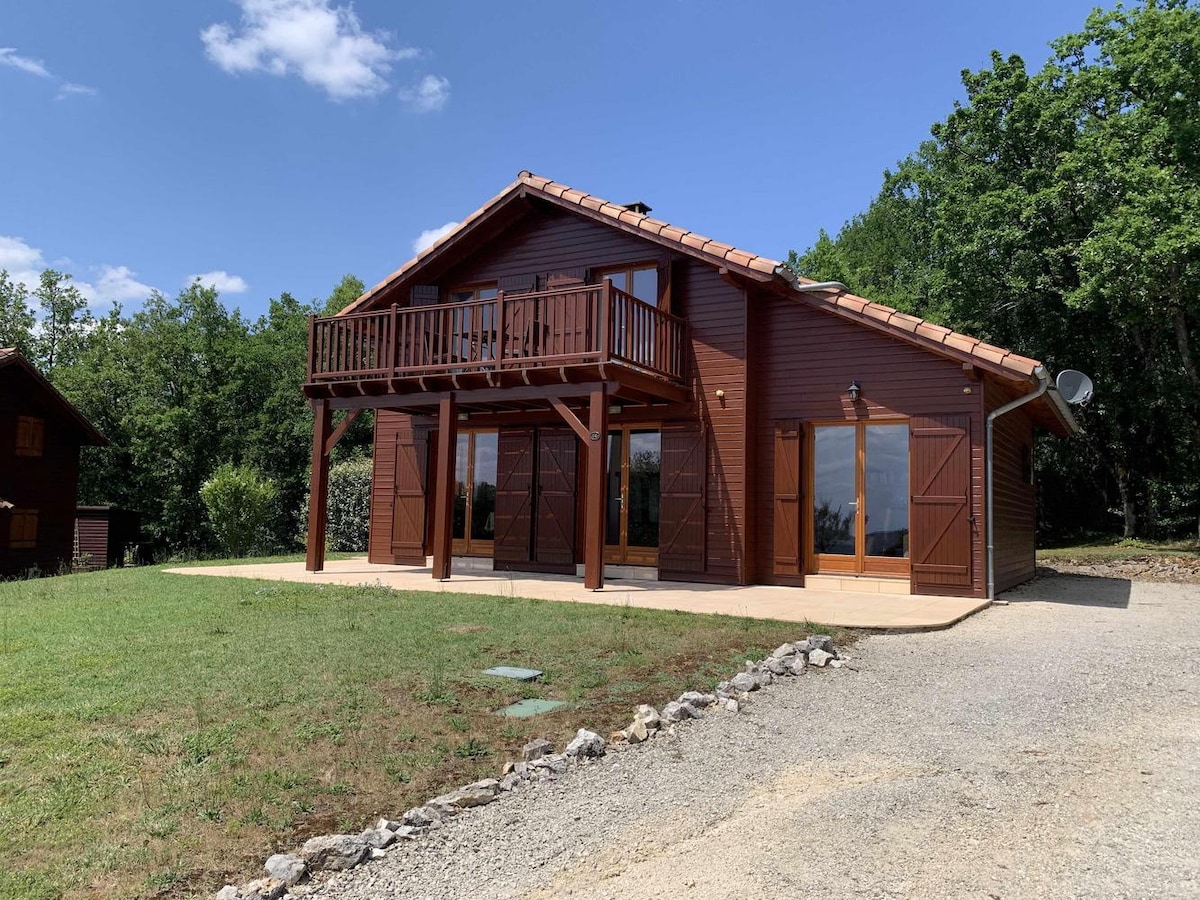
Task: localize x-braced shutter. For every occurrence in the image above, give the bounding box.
[910,414,973,595]
[773,421,802,576]
[659,422,706,578]
[494,428,535,566]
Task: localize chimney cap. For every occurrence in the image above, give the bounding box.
[621,200,652,215]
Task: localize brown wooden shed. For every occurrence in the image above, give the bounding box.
[1,349,107,579]
[74,507,141,572]
[301,173,1078,600]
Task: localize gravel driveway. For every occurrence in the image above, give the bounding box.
[308,574,1200,899]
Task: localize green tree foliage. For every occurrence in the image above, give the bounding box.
[791,0,1200,539]
[200,463,279,557]
[0,270,35,354]
[33,269,94,378]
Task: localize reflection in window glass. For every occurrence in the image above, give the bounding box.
[453,433,469,539]
[605,432,623,546]
[864,424,909,558]
[471,432,498,540]
[812,426,857,555]
[626,431,660,547]
[631,268,657,306]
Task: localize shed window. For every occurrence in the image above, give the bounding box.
[10,509,38,549]
[16,416,44,457]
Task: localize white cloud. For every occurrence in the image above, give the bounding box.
[201,0,422,101]
[0,238,155,309]
[0,235,48,292]
[56,82,98,100]
[412,221,459,254]
[89,265,156,305]
[188,270,249,293]
[398,73,449,112]
[0,48,51,79]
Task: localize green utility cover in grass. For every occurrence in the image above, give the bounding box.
[496,698,567,718]
[482,666,543,681]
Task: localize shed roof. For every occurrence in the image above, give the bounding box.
[341,172,1075,431]
[0,348,108,446]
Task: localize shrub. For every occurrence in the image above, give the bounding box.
[326,456,373,552]
[199,463,279,557]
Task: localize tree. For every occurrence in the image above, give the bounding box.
[33,269,93,377]
[791,0,1200,539]
[0,270,35,353]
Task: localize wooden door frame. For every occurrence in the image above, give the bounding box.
[451,429,497,558]
[602,424,661,566]
[804,418,910,578]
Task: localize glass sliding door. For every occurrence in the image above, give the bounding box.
[604,427,661,565]
[451,430,498,557]
[809,421,910,576]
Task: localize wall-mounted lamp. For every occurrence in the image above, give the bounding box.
[715,389,725,400]
[608,404,622,415]
[457,412,469,421]
[846,381,862,403]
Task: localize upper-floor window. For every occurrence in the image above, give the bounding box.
[597,265,659,307]
[15,416,44,457]
[9,509,38,549]
[449,284,498,303]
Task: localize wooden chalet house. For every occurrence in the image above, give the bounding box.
[303,173,1077,600]
[1,349,107,578]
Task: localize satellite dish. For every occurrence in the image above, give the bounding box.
[1055,369,1094,405]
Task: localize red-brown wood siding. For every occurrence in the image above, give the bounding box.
[438,208,658,292]
[751,290,987,597]
[986,379,1037,592]
[0,367,85,578]
[685,265,749,583]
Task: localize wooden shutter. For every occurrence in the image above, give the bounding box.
[659,423,706,578]
[494,428,535,566]
[498,274,536,295]
[390,424,429,564]
[534,428,577,572]
[410,285,440,306]
[773,421,802,577]
[910,414,973,595]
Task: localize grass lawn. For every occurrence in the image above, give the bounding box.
[0,564,844,899]
[1037,536,1200,564]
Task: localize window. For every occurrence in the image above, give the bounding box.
[449,284,498,303]
[15,416,44,457]
[597,265,659,307]
[9,509,38,549]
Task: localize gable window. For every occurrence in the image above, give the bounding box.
[597,265,659,307]
[16,416,44,457]
[447,284,500,365]
[449,284,498,303]
[10,509,38,549]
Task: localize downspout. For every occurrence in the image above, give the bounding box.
[986,365,1050,600]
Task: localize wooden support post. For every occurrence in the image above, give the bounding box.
[431,393,457,580]
[584,385,609,590]
[306,398,332,572]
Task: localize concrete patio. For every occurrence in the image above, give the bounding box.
[165,558,990,630]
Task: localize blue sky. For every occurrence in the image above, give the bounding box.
[1,0,1104,319]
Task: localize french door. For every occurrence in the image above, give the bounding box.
[604,427,661,566]
[807,421,910,576]
[452,430,498,557]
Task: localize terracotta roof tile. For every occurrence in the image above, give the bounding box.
[579,195,605,212]
[888,313,924,334]
[659,225,689,244]
[942,333,981,355]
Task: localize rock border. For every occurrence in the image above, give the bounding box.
[214,634,847,899]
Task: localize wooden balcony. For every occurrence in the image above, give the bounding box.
[303,281,689,407]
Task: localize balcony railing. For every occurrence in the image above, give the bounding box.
[307,281,687,387]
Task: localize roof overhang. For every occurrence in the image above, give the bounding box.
[0,349,108,446]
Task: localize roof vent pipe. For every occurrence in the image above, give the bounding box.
[986,365,1050,600]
